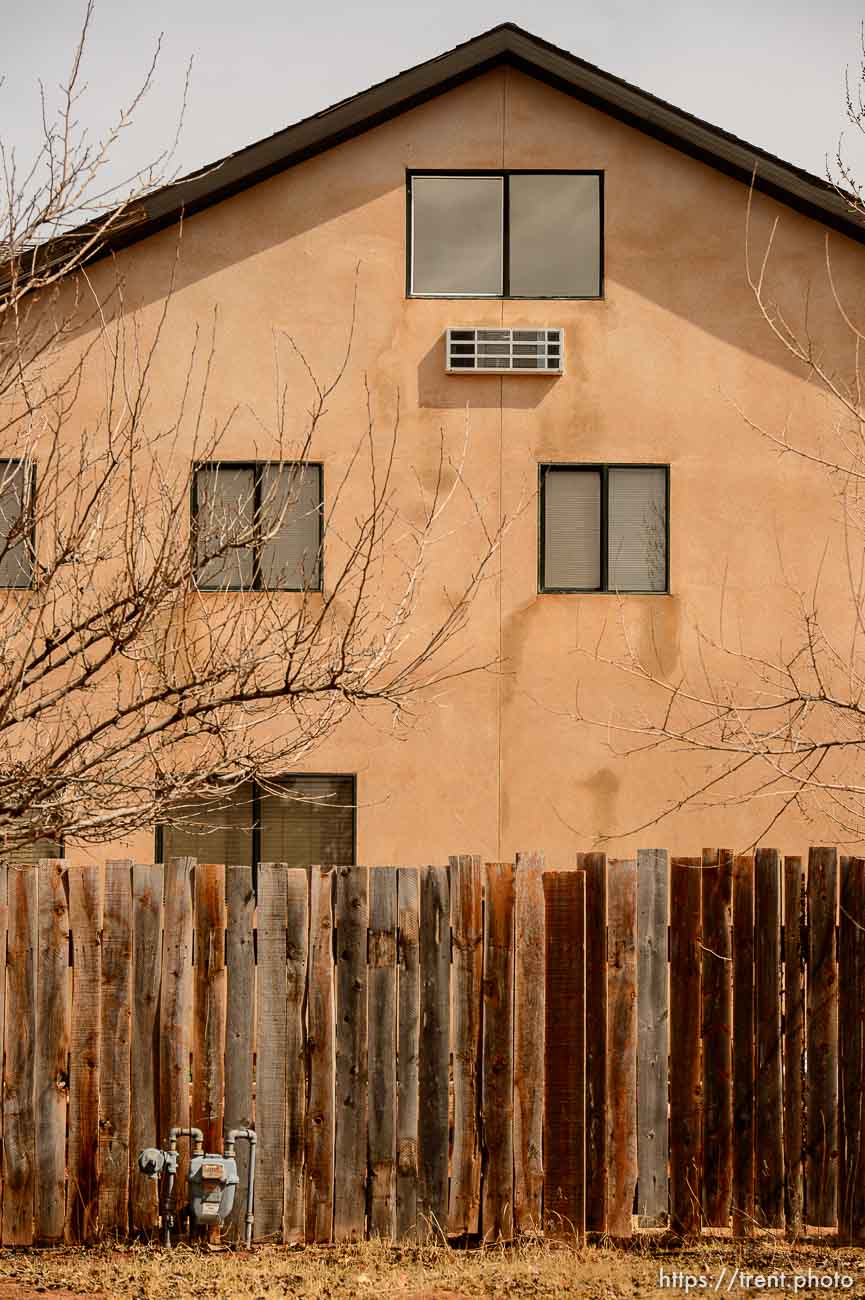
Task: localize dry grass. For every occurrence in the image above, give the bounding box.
[0,1235,862,1298]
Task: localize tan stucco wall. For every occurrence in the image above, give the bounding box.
[55,66,865,865]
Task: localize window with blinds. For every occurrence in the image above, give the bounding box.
[157,775,355,867]
[409,171,602,299]
[541,464,668,593]
[193,462,322,592]
[0,459,34,588]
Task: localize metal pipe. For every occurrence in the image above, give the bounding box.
[226,1128,257,1248]
[169,1126,204,1155]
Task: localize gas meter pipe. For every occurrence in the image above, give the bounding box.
[225,1128,257,1248]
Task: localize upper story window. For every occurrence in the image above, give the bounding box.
[0,459,34,589]
[408,171,602,299]
[193,461,323,592]
[540,464,668,593]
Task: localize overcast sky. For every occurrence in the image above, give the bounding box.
[4,1,865,200]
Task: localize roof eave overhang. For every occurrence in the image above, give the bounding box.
[25,23,865,267]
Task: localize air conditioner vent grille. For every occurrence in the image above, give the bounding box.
[446,327,563,374]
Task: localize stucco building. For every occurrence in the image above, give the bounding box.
[10,24,865,866]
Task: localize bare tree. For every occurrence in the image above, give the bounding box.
[572,50,865,845]
[0,9,512,853]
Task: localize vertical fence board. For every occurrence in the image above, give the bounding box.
[396,868,419,1240]
[670,857,701,1237]
[514,851,545,1234]
[98,862,133,1237]
[701,848,733,1228]
[543,869,585,1239]
[606,859,637,1238]
[3,867,37,1244]
[224,865,254,1243]
[482,863,515,1242]
[583,851,608,1232]
[35,861,69,1242]
[839,856,865,1243]
[637,848,669,1224]
[807,846,839,1227]
[368,867,397,1240]
[334,865,369,1243]
[158,858,193,1229]
[755,847,784,1226]
[783,856,805,1239]
[418,865,449,1242]
[285,868,309,1244]
[732,855,755,1237]
[0,866,6,1238]
[192,863,226,1156]
[129,864,163,1233]
[306,867,334,1244]
[255,863,288,1242]
[66,865,102,1243]
[448,854,482,1237]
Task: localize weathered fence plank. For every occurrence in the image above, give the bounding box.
[807,846,839,1227]
[224,864,254,1243]
[368,867,397,1240]
[839,855,865,1244]
[543,868,585,1239]
[35,860,69,1243]
[448,854,482,1237]
[514,851,545,1234]
[755,847,784,1226]
[255,863,289,1242]
[583,851,608,1233]
[66,865,102,1243]
[783,856,805,1239]
[732,854,755,1237]
[306,866,334,1244]
[98,862,133,1236]
[482,862,515,1242]
[396,868,419,1241]
[418,865,449,1242]
[129,864,163,1233]
[637,848,668,1224]
[0,865,7,1237]
[4,866,37,1244]
[701,847,732,1229]
[670,857,701,1238]
[158,858,193,1229]
[606,859,637,1238]
[334,865,369,1243]
[192,863,226,1156]
[285,867,309,1244]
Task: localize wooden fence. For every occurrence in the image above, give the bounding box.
[0,847,863,1245]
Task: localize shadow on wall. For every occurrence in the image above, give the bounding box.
[416,336,559,409]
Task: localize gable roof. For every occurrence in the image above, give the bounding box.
[38,23,865,265]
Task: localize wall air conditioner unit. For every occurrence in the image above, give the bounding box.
[446,327,563,375]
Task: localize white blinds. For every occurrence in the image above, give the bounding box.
[543,469,601,589]
[195,466,255,590]
[259,464,321,590]
[608,468,667,592]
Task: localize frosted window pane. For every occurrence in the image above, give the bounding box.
[509,174,601,297]
[412,176,503,295]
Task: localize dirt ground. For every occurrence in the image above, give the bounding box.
[0,1235,862,1298]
